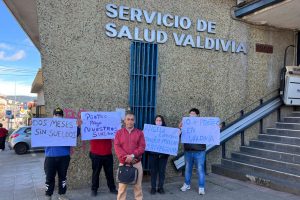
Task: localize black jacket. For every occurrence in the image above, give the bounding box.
[184,143,206,151]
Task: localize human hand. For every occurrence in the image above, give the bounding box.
[77,118,82,127]
[178,121,182,129]
[125,155,134,163]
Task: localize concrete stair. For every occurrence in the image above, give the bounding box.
[212,112,300,195]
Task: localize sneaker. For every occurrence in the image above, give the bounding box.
[150,188,156,194]
[91,190,97,197]
[45,195,52,200]
[58,194,69,200]
[180,183,190,192]
[110,188,118,194]
[157,188,165,194]
[199,187,205,195]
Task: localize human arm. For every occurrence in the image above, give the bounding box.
[132,131,145,158]
[114,130,128,163]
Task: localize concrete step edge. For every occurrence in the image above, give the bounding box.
[251,140,300,148]
[212,164,300,194]
[221,159,300,179]
[276,122,300,125]
[259,134,300,140]
[240,146,300,157]
[284,117,300,119]
[231,152,300,168]
[266,128,300,132]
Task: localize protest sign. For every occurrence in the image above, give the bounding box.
[181,117,220,145]
[81,112,121,140]
[143,124,180,156]
[116,108,126,120]
[31,118,77,147]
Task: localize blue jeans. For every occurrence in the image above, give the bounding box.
[184,151,206,188]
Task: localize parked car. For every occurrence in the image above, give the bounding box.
[8,126,43,154]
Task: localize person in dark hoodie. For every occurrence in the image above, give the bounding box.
[44,107,81,200]
[148,115,169,195]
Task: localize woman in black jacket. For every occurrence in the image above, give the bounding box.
[149,115,169,195]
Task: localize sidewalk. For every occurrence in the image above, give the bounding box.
[0,145,299,200]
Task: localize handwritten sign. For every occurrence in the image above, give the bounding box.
[31,118,77,147]
[143,124,180,156]
[81,112,121,140]
[115,108,126,120]
[181,117,220,145]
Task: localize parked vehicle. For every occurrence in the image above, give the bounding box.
[8,126,43,154]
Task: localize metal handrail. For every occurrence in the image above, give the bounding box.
[172,88,282,171]
[206,88,282,156]
[220,88,280,128]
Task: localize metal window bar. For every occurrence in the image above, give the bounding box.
[129,41,158,171]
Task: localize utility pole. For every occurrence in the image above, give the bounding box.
[14,80,17,129]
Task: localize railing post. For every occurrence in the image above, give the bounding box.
[222,142,226,158]
[277,107,281,122]
[260,99,264,134]
[240,110,245,146]
[221,121,225,129]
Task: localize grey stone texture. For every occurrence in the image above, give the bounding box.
[35,0,296,188]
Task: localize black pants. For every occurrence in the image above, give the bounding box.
[149,153,169,189]
[0,136,6,150]
[44,156,70,196]
[89,152,116,192]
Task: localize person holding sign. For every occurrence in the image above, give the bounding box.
[80,112,120,196]
[180,108,206,195]
[148,115,169,195]
[114,112,145,200]
[89,138,118,196]
[44,107,80,200]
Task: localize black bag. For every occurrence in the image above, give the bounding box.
[116,165,138,185]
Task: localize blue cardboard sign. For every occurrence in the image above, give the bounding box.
[81,112,121,140]
[181,117,220,145]
[143,124,180,156]
[31,118,77,147]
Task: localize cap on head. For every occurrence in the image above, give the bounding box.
[53,107,64,117]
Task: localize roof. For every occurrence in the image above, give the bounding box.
[31,69,43,93]
[3,0,40,50]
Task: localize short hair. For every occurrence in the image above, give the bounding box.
[125,112,135,118]
[189,108,200,115]
[0,123,2,127]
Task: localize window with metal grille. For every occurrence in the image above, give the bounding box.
[129,41,158,171]
[129,41,158,129]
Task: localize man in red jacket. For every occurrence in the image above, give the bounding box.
[114,113,145,200]
[89,138,117,196]
[0,123,8,151]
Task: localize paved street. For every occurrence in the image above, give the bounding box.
[0,143,299,200]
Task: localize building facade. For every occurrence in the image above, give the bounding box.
[4,0,299,188]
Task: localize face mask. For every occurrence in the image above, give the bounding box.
[156,121,162,126]
[53,116,62,118]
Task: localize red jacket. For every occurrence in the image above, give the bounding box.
[0,128,8,138]
[90,139,112,156]
[114,128,145,164]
